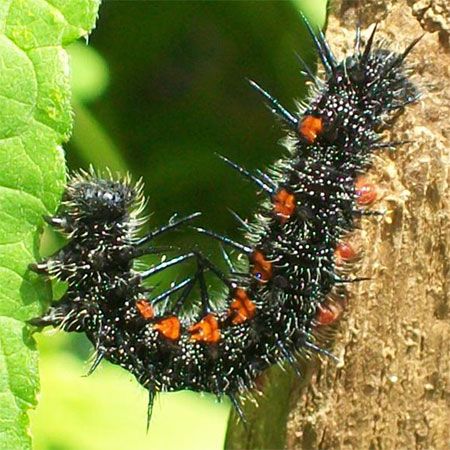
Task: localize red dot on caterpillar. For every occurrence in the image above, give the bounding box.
[228,288,256,325]
[136,299,155,320]
[355,178,377,206]
[315,301,344,326]
[188,313,221,343]
[298,115,323,143]
[273,188,296,223]
[335,242,356,264]
[250,250,273,283]
[154,316,181,341]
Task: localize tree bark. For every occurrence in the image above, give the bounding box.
[287,1,450,449]
[226,1,450,449]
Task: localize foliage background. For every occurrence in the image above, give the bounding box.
[29,2,328,449]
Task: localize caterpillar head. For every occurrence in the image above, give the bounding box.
[64,172,136,223]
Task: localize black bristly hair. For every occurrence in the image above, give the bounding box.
[30,19,420,426]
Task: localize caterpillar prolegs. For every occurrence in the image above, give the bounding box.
[30,21,420,422]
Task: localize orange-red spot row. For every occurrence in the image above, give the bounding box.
[298,115,323,143]
[136,287,258,343]
[251,250,273,283]
[273,188,296,223]
[228,288,256,325]
[188,313,221,343]
[335,242,356,264]
[153,316,181,341]
[315,302,344,326]
[355,178,377,206]
[136,299,155,319]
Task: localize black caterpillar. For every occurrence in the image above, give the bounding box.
[30,21,419,422]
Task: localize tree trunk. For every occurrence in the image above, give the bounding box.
[226,1,450,449]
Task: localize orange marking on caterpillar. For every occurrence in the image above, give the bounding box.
[136,299,155,320]
[335,242,356,264]
[298,115,323,143]
[251,250,273,282]
[229,288,256,325]
[315,302,344,326]
[189,314,220,343]
[355,178,377,205]
[273,188,296,223]
[154,316,181,341]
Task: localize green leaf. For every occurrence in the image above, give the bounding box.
[0,1,100,449]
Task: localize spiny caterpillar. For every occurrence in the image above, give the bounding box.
[30,20,420,422]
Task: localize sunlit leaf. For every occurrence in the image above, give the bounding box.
[0,1,100,448]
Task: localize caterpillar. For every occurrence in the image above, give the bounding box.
[30,20,420,423]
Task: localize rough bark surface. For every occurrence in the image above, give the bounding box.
[286,1,450,449]
[225,1,449,449]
